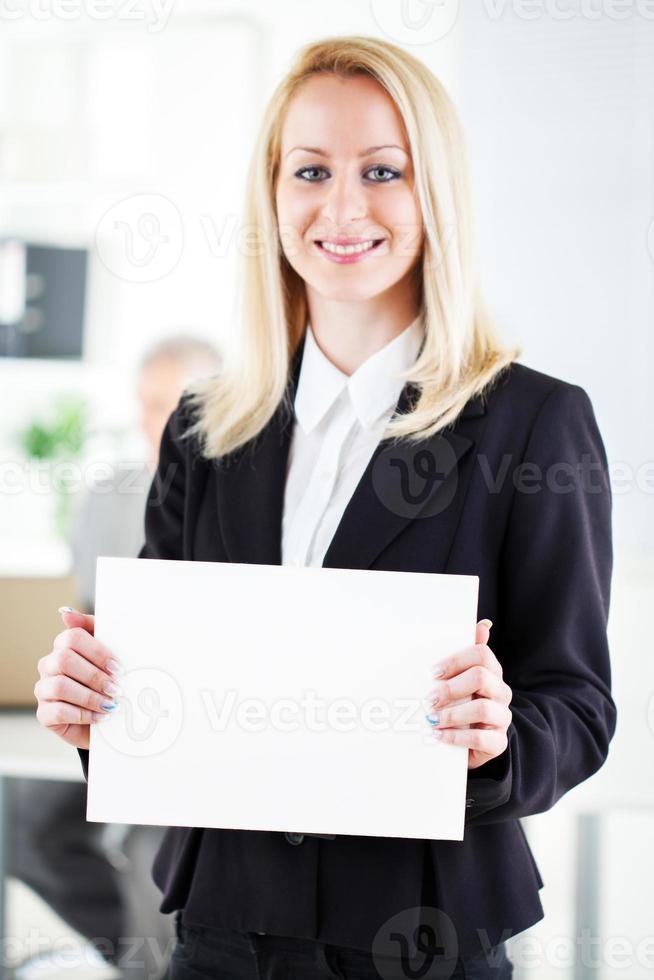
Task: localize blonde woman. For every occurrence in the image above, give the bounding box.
[36,36,615,980]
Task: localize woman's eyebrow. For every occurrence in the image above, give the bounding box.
[285,144,409,159]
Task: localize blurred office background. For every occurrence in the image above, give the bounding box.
[0,2,652,978]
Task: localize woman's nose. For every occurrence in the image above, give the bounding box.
[320,173,367,226]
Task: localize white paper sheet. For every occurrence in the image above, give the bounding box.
[88,557,478,840]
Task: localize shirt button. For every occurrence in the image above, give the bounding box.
[285,832,305,845]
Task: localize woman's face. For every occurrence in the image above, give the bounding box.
[275,73,424,306]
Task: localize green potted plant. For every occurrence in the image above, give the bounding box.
[17,395,90,538]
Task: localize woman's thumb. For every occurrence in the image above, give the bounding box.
[475,618,493,645]
[58,606,95,635]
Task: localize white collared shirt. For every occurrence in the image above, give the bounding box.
[281,315,424,568]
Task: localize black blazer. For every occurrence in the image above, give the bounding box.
[78,353,616,960]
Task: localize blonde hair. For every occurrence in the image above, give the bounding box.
[182,35,520,459]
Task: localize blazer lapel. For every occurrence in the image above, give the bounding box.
[214,405,292,566]
[322,387,487,571]
[215,337,487,572]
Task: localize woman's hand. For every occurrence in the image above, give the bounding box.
[34,607,123,750]
[426,620,513,770]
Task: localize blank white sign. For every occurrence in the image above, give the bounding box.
[88,557,478,841]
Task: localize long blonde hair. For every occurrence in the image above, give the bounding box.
[182,35,520,460]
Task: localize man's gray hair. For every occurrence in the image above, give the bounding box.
[139,334,222,377]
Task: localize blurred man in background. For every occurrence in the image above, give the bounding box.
[70,336,221,611]
[9,335,221,980]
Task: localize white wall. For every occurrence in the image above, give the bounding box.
[452,8,654,563]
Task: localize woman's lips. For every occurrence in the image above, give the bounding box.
[313,239,385,264]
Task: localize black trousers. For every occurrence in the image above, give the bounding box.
[167,911,514,980]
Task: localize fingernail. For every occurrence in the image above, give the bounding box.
[480,619,493,629]
[92,712,109,722]
[58,606,76,614]
[101,702,118,711]
[432,730,444,740]
[106,659,123,676]
[101,681,121,698]
[432,663,445,677]
[425,712,441,726]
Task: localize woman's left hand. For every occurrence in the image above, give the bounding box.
[426,620,513,770]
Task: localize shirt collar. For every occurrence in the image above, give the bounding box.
[293,314,425,434]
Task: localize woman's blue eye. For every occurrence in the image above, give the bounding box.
[294,165,400,183]
[367,164,400,184]
[366,165,400,182]
[295,166,326,182]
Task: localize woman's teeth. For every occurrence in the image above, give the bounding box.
[319,240,379,256]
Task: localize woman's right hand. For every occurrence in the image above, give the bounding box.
[34,607,123,750]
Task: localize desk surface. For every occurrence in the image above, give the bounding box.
[0,709,83,781]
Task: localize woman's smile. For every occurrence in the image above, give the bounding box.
[313,237,386,263]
